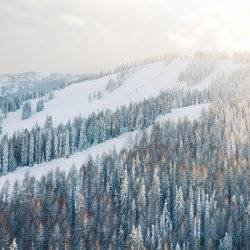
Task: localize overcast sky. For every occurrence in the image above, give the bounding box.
[0,0,250,74]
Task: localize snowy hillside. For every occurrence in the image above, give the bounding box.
[0,71,85,98]
[0,72,80,87]
[155,103,210,123]
[1,58,240,136]
[1,54,249,250]
[0,103,209,189]
[0,56,248,188]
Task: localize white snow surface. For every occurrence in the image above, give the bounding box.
[156,103,210,123]
[0,102,210,189]
[2,59,237,136]
[3,60,184,135]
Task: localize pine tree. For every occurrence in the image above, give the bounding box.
[29,132,35,166]
[188,201,195,247]
[137,178,146,231]
[174,186,184,229]
[10,238,17,250]
[70,124,77,154]
[64,129,70,158]
[129,225,144,250]
[53,130,59,159]
[160,200,172,242]
[1,136,9,174]
[21,131,29,166]
[8,141,17,172]
[120,169,128,205]
[45,130,52,162]
[175,243,181,250]
[22,102,32,119]
[148,169,161,225]
[36,223,45,249]
[36,99,44,112]
[203,199,211,249]
[35,128,42,163]
[79,121,87,150]
[219,232,233,250]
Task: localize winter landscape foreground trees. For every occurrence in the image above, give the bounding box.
[0,98,249,249]
[0,54,250,249]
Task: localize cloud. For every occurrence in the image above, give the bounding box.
[0,0,250,73]
[164,0,250,51]
[60,14,88,29]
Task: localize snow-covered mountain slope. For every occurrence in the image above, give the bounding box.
[0,72,85,98]
[0,103,209,189]
[156,103,210,123]
[0,72,80,87]
[2,59,240,136]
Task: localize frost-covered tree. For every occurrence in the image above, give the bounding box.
[36,99,44,112]
[1,136,9,175]
[45,130,52,162]
[22,102,32,119]
[129,225,144,250]
[29,132,35,166]
[219,232,233,250]
[21,131,29,166]
[64,129,70,158]
[8,141,16,172]
[9,238,17,250]
[79,121,87,150]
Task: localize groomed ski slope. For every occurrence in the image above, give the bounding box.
[0,103,210,189]
[3,60,185,135]
[2,59,237,136]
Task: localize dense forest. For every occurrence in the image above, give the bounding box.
[0,88,211,175]
[0,99,249,249]
[0,54,249,249]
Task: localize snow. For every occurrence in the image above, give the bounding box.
[0,57,241,188]
[3,59,241,137]
[2,59,239,136]
[2,59,198,136]
[0,58,241,188]
[156,103,210,123]
[0,103,210,189]
[192,60,239,90]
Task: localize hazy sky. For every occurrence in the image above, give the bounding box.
[1,0,250,73]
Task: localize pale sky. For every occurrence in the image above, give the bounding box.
[0,0,250,73]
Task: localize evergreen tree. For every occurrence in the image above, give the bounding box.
[22,102,32,119]
[79,121,87,150]
[29,132,35,166]
[21,131,29,166]
[8,141,17,172]
[129,225,144,250]
[45,130,52,162]
[36,99,44,112]
[64,129,70,158]
[1,136,9,175]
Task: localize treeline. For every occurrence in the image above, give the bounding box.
[211,66,250,100]
[0,53,178,117]
[2,52,250,116]
[178,60,215,86]
[0,88,212,175]
[0,72,105,117]
[0,99,249,249]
